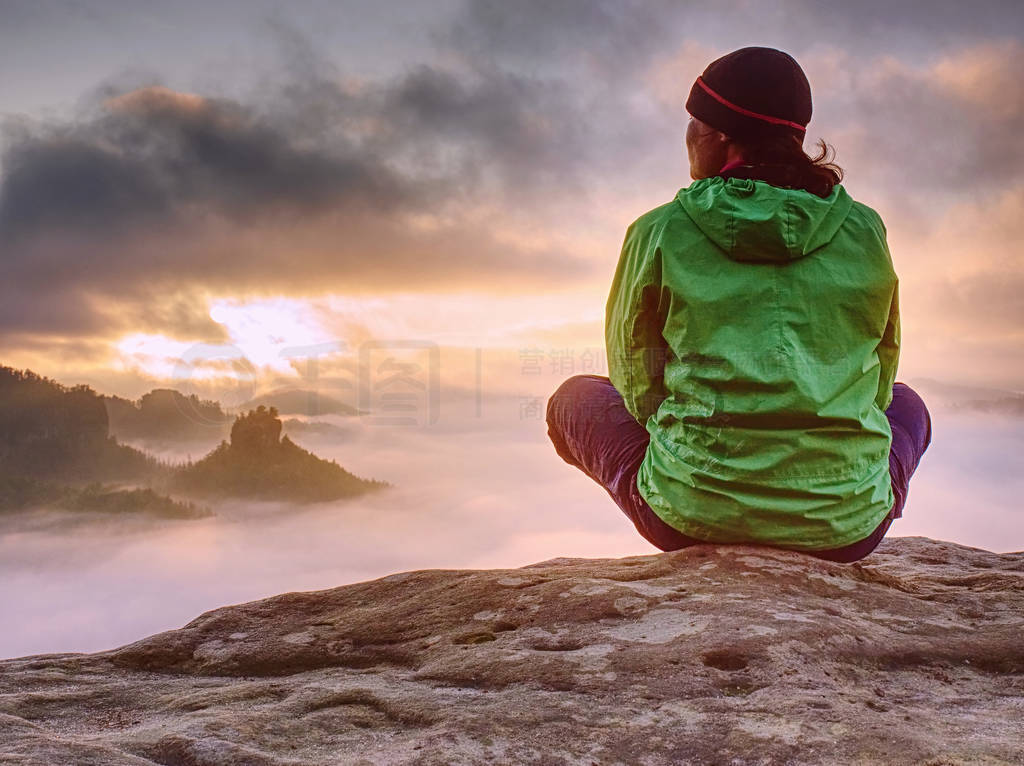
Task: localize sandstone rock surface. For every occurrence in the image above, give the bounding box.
[2,536,1023,765]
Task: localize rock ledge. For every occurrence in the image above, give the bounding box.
[2,536,1023,765]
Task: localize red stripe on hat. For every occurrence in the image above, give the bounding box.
[695,76,807,132]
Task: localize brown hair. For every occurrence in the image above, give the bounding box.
[730,134,844,198]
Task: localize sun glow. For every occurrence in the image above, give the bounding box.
[111,297,335,388]
[108,288,609,401]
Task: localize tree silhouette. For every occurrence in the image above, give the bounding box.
[229,405,282,453]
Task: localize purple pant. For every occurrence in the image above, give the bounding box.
[546,375,932,563]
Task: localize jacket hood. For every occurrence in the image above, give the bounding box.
[676,176,854,263]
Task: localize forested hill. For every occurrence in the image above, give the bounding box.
[1,365,388,509]
[103,388,232,443]
[0,365,167,482]
[171,405,390,502]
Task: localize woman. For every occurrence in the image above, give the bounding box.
[545,47,932,563]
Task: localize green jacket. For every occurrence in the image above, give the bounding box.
[605,176,899,550]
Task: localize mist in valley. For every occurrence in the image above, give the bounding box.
[2,381,1021,660]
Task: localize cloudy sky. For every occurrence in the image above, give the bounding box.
[1,0,1022,399]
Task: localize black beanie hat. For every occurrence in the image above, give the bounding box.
[685,46,812,142]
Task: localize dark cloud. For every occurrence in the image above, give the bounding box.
[0,133,169,239]
[0,48,605,343]
[0,86,421,243]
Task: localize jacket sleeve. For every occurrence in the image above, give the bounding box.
[605,219,670,426]
[876,276,900,412]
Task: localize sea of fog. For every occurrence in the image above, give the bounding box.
[2,393,1021,659]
